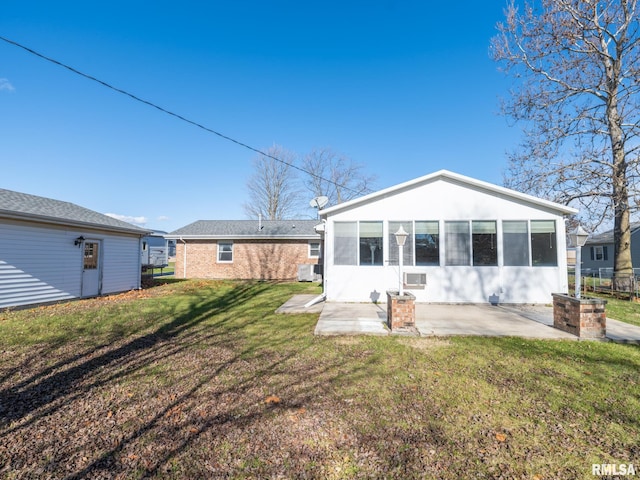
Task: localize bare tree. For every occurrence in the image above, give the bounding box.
[491,0,640,289]
[301,147,376,207]
[243,145,302,220]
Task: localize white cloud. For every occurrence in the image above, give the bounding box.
[105,213,148,226]
[0,78,15,92]
[157,215,170,222]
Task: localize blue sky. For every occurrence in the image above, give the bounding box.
[1,1,520,232]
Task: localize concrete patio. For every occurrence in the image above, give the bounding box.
[276,295,640,343]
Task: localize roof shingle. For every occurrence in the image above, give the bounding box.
[0,188,149,234]
[167,220,321,238]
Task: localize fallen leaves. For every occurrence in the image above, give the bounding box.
[264,395,281,405]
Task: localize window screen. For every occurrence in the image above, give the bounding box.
[503,221,529,266]
[388,221,414,266]
[445,221,470,266]
[531,220,557,266]
[334,222,357,265]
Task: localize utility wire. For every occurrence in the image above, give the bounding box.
[0,35,366,198]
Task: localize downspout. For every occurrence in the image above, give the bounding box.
[179,237,187,279]
[304,219,327,308]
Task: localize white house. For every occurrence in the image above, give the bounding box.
[0,188,150,309]
[319,170,577,304]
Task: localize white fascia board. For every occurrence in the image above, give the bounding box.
[319,169,578,216]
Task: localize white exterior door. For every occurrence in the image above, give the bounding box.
[81,240,102,297]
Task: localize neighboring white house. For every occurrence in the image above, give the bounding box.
[319,170,577,304]
[0,188,150,309]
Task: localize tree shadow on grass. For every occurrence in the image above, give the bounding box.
[0,281,404,479]
[0,281,270,430]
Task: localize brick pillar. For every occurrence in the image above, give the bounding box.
[386,290,416,332]
[552,293,607,339]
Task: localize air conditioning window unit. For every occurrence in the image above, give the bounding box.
[404,272,426,289]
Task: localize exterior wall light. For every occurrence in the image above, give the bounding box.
[74,236,85,247]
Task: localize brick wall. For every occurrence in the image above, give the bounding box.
[174,239,320,280]
[552,293,607,339]
[386,291,416,330]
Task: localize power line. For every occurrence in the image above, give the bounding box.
[0,35,366,198]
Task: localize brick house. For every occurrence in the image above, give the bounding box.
[165,220,322,280]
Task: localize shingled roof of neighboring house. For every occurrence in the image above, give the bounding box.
[167,220,321,239]
[585,222,640,245]
[0,188,149,235]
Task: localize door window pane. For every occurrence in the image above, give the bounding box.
[531,220,557,266]
[359,221,383,266]
[84,242,99,270]
[445,221,470,266]
[415,221,439,266]
[472,221,497,266]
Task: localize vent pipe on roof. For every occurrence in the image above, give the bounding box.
[258,214,262,230]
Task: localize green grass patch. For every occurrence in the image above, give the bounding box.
[0,280,638,479]
[589,294,640,327]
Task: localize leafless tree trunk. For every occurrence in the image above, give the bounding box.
[243,145,302,220]
[301,147,376,207]
[491,0,640,289]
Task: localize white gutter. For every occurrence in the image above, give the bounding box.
[179,237,187,279]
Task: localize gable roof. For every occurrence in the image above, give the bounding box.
[0,188,149,235]
[320,169,578,216]
[166,220,321,239]
[585,222,640,245]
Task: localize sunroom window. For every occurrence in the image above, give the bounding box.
[388,221,413,266]
[445,221,470,266]
[359,221,383,266]
[531,220,557,266]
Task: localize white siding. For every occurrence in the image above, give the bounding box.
[102,235,142,293]
[322,177,570,304]
[0,220,142,309]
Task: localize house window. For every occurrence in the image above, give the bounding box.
[218,242,233,263]
[388,221,414,266]
[445,221,470,266]
[415,221,439,266]
[503,221,530,266]
[591,246,608,261]
[334,222,357,265]
[472,221,498,266]
[531,220,557,266]
[359,221,383,265]
[309,241,321,258]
